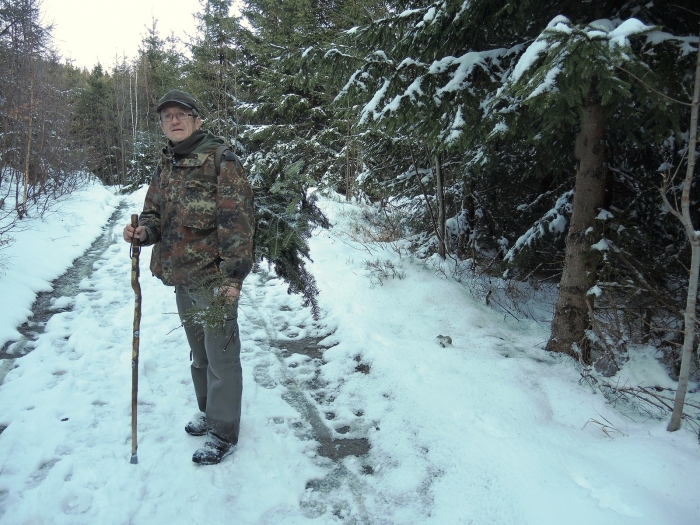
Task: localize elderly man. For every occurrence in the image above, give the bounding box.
[123,89,254,465]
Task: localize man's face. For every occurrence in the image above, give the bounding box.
[159,103,202,144]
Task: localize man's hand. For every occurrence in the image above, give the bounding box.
[123,224,148,243]
[220,285,241,301]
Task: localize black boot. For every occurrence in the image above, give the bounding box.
[185,413,207,436]
[192,431,235,465]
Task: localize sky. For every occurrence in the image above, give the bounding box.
[41,0,235,70]
[0,180,699,523]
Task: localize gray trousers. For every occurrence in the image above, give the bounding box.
[175,285,242,444]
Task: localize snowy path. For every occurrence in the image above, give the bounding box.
[0,193,374,524]
[1,186,700,524]
[0,202,131,368]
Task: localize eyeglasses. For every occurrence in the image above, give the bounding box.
[160,112,194,122]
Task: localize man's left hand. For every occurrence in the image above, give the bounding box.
[220,286,241,301]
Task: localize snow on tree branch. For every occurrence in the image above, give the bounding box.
[504,190,573,263]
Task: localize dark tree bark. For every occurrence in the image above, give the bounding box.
[435,154,446,259]
[547,102,608,361]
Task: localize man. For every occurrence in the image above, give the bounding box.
[123,89,254,465]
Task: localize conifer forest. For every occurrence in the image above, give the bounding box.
[2,0,700,429]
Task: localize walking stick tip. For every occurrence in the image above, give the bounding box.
[130,454,138,464]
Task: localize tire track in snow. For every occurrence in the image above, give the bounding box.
[240,267,375,523]
[0,198,130,428]
[1,200,131,363]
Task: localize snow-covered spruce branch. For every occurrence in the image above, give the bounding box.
[504,190,573,263]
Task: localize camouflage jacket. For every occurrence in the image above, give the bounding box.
[139,131,255,290]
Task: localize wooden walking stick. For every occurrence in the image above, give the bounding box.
[130,214,142,464]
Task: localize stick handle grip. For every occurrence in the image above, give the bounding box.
[131,214,141,248]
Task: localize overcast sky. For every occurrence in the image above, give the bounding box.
[42,0,238,71]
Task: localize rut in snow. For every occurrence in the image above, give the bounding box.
[243,267,376,523]
[1,201,130,363]
[0,200,130,438]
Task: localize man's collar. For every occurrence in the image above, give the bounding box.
[168,130,207,157]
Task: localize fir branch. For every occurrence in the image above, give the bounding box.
[181,274,239,331]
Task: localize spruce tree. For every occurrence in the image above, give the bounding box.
[130,19,184,187]
[332,1,523,258]
[186,0,240,138]
[489,5,697,362]
[71,64,121,184]
[185,0,334,316]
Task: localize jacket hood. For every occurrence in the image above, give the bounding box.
[167,130,225,158]
[192,130,226,155]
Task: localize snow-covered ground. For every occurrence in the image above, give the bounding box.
[0,181,698,524]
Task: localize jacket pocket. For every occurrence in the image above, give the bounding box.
[149,242,163,278]
[180,180,216,230]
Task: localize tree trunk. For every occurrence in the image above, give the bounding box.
[667,33,700,432]
[547,102,608,361]
[37,117,46,194]
[346,117,352,201]
[458,175,475,260]
[20,69,35,218]
[435,154,446,258]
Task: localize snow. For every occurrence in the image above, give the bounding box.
[0,181,119,350]
[488,121,509,137]
[423,7,436,23]
[526,65,561,99]
[0,183,699,524]
[359,79,390,124]
[588,285,603,298]
[398,58,426,70]
[589,19,616,33]
[591,238,610,251]
[398,9,422,19]
[510,38,551,83]
[405,76,425,101]
[431,49,507,97]
[509,16,660,94]
[547,16,573,35]
[608,19,653,40]
[445,106,465,144]
[548,211,568,232]
[645,33,698,56]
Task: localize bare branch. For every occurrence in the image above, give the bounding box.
[670,4,700,17]
[616,65,693,107]
[409,145,443,247]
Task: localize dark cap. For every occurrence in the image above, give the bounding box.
[157,89,200,114]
